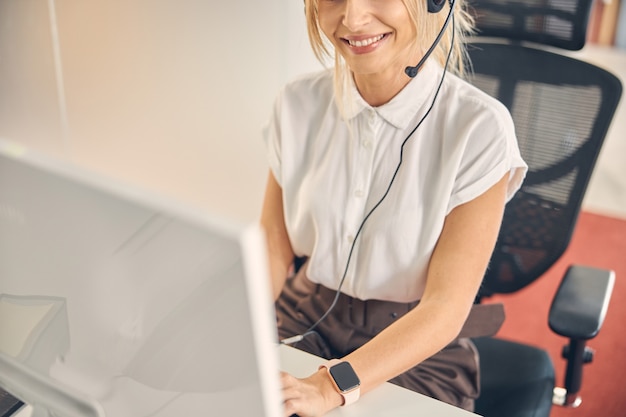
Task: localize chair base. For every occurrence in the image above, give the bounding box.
[553,387,582,408]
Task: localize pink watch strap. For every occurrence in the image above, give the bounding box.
[319,359,361,406]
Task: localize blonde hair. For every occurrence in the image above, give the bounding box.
[304,0,475,112]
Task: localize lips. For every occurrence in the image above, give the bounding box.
[342,33,389,52]
[346,34,385,47]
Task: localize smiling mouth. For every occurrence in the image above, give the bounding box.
[345,34,387,48]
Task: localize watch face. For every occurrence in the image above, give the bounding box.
[329,362,360,392]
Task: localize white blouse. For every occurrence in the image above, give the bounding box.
[263,61,527,302]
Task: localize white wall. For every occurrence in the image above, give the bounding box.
[567,45,626,219]
[0,0,322,224]
[616,0,626,49]
[0,0,65,155]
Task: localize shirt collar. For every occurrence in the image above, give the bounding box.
[343,61,443,130]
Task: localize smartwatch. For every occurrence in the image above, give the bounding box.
[319,359,361,406]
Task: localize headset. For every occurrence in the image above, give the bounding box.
[406,0,456,77]
[281,0,456,346]
[428,0,447,13]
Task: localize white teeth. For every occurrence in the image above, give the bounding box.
[348,34,384,47]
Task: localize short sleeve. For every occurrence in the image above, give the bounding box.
[446,101,527,214]
[262,93,284,186]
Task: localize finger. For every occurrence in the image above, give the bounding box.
[283,397,298,417]
[280,373,302,404]
[281,372,301,395]
[284,397,316,417]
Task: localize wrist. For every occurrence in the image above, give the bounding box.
[312,368,344,410]
[318,360,361,407]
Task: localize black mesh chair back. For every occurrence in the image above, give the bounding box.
[466,2,621,417]
[470,0,594,50]
[468,1,622,298]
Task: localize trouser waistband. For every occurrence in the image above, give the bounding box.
[299,271,504,338]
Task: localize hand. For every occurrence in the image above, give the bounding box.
[281,370,343,417]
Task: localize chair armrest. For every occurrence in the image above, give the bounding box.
[548,265,615,340]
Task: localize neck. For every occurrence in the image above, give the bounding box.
[353,69,411,107]
[352,47,422,107]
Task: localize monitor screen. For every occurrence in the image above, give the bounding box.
[0,139,281,417]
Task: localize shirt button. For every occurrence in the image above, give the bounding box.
[368,114,376,126]
[347,235,355,243]
[354,189,364,198]
[362,140,372,149]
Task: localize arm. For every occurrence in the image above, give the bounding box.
[260,170,295,300]
[282,173,510,417]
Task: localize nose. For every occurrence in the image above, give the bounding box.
[342,0,371,32]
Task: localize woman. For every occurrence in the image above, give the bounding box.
[261,0,527,415]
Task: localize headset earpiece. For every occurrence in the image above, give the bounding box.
[427,0,446,13]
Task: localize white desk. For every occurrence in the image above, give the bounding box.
[9,345,480,417]
[280,345,480,417]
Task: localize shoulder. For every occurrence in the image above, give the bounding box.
[442,73,514,133]
[270,69,336,135]
[435,72,521,169]
[279,69,334,109]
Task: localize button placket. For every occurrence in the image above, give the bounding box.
[352,112,376,214]
[342,109,379,289]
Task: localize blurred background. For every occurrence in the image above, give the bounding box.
[1,1,625,416]
[0,0,324,224]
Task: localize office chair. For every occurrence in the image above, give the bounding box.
[465,0,622,416]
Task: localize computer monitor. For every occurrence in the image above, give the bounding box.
[0,138,282,417]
